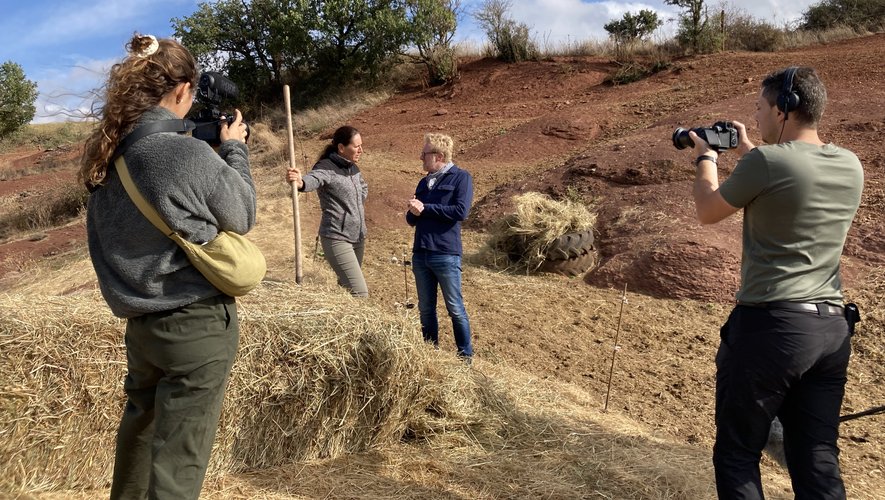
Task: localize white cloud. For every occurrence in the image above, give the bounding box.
[15,0,196,49]
[510,1,677,43]
[29,2,137,43]
[31,58,116,123]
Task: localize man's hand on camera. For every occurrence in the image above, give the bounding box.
[688,131,718,164]
[220,109,248,144]
[732,121,755,155]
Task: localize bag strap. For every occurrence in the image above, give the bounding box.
[111,119,197,238]
[114,156,176,237]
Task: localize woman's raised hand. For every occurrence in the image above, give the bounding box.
[286,167,303,188]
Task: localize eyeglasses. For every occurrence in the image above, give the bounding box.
[421,151,438,159]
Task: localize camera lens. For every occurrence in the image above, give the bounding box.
[672,128,694,150]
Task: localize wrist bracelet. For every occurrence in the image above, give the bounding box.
[695,155,718,167]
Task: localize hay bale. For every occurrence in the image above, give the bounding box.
[0,284,502,493]
[485,192,597,271]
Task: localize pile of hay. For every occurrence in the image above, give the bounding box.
[485,192,597,271]
[0,284,504,493]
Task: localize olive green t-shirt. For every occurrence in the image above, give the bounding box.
[719,141,863,304]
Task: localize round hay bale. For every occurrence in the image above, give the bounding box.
[0,285,506,492]
[485,192,597,272]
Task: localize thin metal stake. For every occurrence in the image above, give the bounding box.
[604,283,628,412]
[403,246,414,309]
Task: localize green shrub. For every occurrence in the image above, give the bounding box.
[424,45,459,86]
[0,61,39,139]
[724,14,784,52]
[474,0,538,63]
[802,0,885,32]
[605,62,655,85]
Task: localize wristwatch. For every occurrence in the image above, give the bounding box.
[695,155,718,167]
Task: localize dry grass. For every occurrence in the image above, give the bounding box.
[782,25,877,49]
[0,285,482,492]
[0,184,88,240]
[1,283,717,499]
[257,91,391,138]
[0,122,93,150]
[0,157,71,182]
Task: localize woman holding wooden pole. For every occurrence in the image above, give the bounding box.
[286,125,369,297]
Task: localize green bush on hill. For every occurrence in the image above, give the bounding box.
[802,0,885,32]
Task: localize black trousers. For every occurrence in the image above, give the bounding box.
[714,305,850,500]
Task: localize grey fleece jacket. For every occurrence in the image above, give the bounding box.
[301,153,368,243]
[87,107,256,318]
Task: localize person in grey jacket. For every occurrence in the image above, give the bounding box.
[287,125,369,297]
[79,34,253,500]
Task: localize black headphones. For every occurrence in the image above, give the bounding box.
[777,67,801,120]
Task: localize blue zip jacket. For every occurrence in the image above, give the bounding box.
[406,165,473,255]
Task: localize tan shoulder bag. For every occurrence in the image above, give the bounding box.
[114,155,265,296]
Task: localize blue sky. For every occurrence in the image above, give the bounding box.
[2,0,819,124]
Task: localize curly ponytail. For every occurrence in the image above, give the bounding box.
[79,34,197,188]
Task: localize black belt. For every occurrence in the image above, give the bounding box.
[737,301,844,316]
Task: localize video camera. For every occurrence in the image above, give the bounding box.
[190,72,249,146]
[672,121,738,152]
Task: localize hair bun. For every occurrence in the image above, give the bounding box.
[129,34,159,57]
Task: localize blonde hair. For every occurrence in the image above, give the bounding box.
[79,34,198,188]
[424,133,454,163]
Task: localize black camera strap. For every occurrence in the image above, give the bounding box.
[87,120,198,193]
[110,119,196,163]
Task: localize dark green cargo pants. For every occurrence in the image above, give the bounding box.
[110,295,238,500]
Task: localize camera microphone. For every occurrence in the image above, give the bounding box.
[190,72,247,146]
[198,72,239,101]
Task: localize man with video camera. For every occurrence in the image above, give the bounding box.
[682,67,863,498]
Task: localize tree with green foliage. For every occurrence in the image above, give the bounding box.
[665,0,715,53]
[604,9,663,51]
[306,0,412,84]
[407,0,462,85]
[474,0,537,63]
[801,0,885,32]
[173,0,419,104]
[0,61,38,138]
[173,0,306,104]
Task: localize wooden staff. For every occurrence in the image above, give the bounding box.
[283,85,303,284]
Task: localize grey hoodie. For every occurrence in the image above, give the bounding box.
[87,107,256,318]
[301,153,368,243]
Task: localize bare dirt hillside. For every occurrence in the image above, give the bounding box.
[2,33,883,499]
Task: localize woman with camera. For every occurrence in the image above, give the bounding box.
[79,33,253,500]
[287,125,370,297]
